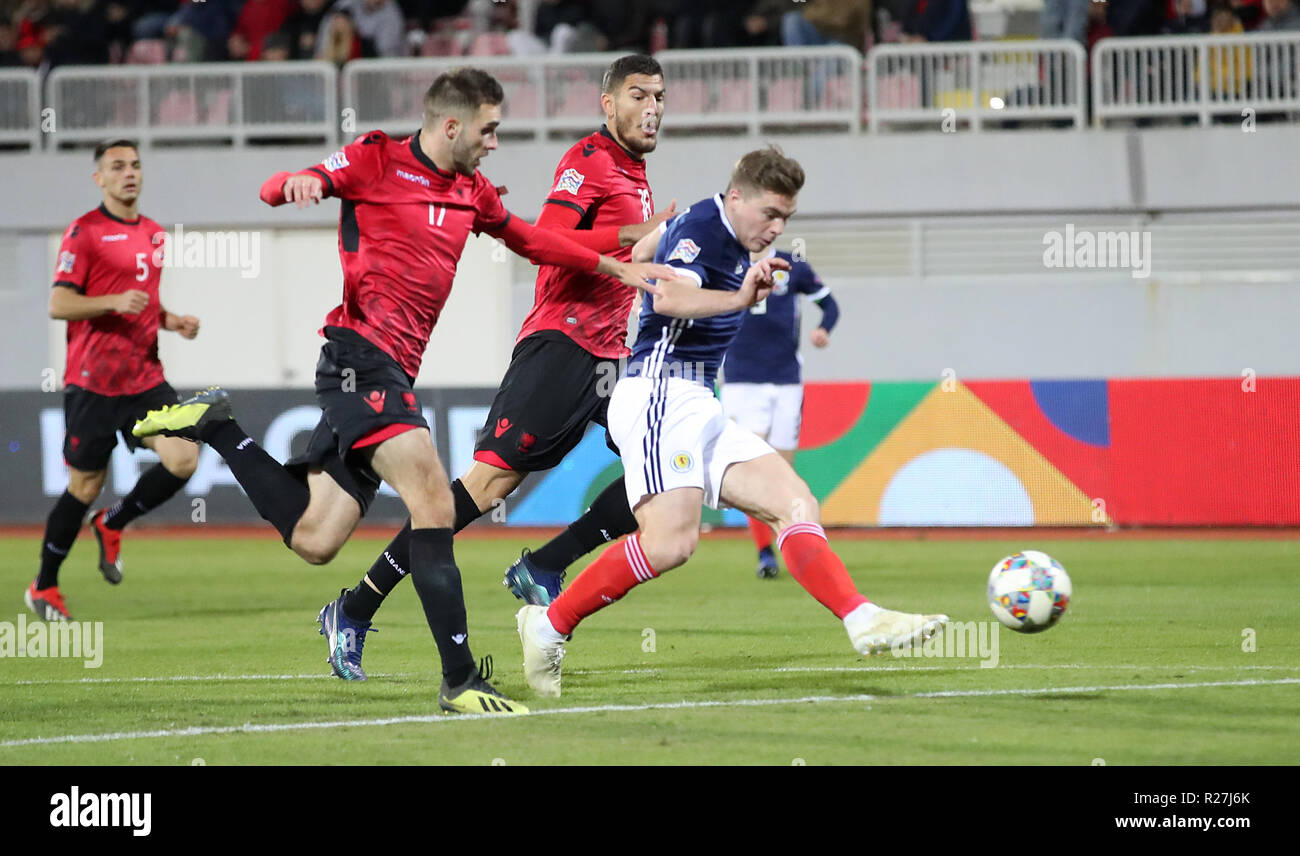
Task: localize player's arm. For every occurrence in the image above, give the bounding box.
[486,213,675,293]
[802,265,839,348]
[532,198,677,252]
[49,285,149,320]
[654,256,790,320]
[259,134,383,208]
[631,220,667,263]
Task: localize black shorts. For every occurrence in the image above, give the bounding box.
[63,382,180,472]
[284,328,428,515]
[474,331,619,472]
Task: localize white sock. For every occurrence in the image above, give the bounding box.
[843,601,883,634]
[536,611,568,645]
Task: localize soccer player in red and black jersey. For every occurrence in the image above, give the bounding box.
[27,139,202,622]
[133,68,674,714]
[324,55,673,665]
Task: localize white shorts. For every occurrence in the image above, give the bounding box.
[608,376,776,510]
[720,382,804,451]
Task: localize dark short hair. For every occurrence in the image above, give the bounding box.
[601,54,664,94]
[423,67,504,124]
[728,145,805,198]
[94,138,138,163]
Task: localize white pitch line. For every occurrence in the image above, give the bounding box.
[7,663,1297,686]
[6,672,419,686]
[2,678,1296,749]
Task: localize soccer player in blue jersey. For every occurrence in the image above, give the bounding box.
[721,251,839,579]
[516,147,948,697]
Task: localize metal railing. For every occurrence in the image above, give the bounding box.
[342,47,864,138]
[45,61,337,148]
[1093,32,1300,126]
[867,40,1087,131]
[0,69,40,150]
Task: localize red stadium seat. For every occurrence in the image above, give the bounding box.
[467,32,510,57]
[503,81,539,119]
[556,79,597,117]
[421,33,461,57]
[765,77,804,111]
[156,91,198,126]
[205,90,231,125]
[126,39,167,65]
[717,79,752,113]
[668,79,707,114]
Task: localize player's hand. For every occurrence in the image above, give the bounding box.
[736,256,790,308]
[173,314,200,339]
[647,199,677,230]
[809,328,830,348]
[611,261,676,295]
[283,174,324,208]
[114,289,150,315]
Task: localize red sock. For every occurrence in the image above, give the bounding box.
[777,522,869,619]
[547,534,657,635]
[746,515,773,552]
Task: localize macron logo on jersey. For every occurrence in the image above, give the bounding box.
[322,150,350,172]
[668,239,701,264]
[554,168,585,196]
[395,168,430,187]
[101,234,128,242]
[57,251,76,273]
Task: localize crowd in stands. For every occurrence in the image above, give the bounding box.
[1,0,1298,70]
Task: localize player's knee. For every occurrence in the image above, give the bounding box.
[66,472,105,504]
[774,486,819,530]
[639,528,697,572]
[290,527,342,565]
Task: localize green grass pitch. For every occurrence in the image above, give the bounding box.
[1,534,1297,765]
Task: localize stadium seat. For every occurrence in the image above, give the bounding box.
[205,90,231,125]
[503,82,539,119]
[876,73,921,109]
[765,77,804,111]
[717,79,753,114]
[467,32,510,57]
[669,79,708,115]
[156,91,198,126]
[421,33,461,56]
[126,39,167,65]
[555,79,597,117]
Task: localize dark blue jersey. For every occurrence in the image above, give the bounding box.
[723,250,837,385]
[626,195,750,388]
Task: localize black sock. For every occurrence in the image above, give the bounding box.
[103,464,188,530]
[37,491,89,589]
[408,527,475,686]
[451,479,485,533]
[203,420,310,542]
[342,520,411,621]
[340,478,496,624]
[531,476,639,573]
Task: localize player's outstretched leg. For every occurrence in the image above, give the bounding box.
[89,436,196,584]
[517,487,700,697]
[721,453,948,656]
[367,428,526,714]
[506,475,640,606]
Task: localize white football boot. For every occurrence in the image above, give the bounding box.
[844,603,948,656]
[516,605,566,697]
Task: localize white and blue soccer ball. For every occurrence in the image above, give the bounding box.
[987,550,1072,633]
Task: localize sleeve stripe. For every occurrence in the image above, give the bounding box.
[807,286,831,302]
[482,211,510,232]
[544,198,587,217]
[52,280,83,292]
[669,267,703,287]
[305,166,335,195]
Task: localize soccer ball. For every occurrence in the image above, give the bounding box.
[987,551,1072,633]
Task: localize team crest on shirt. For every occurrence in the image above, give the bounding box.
[772,270,790,295]
[670,451,694,473]
[322,150,350,172]
[554,168,585,196]
[57,251,76,274]
[667,239,701,264]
